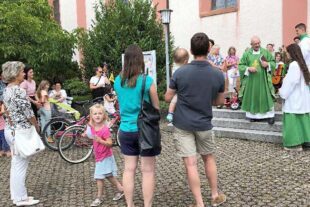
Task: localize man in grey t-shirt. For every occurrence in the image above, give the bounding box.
[165,33,226,207]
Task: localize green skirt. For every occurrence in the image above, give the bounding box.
[282,113,310,147]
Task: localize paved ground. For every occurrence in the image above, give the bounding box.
[1,126,310,207]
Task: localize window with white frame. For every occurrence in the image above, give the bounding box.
[211,0,237,10]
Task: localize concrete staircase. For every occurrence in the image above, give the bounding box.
[212,108,283,143]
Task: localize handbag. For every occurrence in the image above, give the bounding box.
[137,75,161,151]
[6,110,45,158]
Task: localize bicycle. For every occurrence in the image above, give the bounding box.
[57,111,121,164]
[41,97,103,151]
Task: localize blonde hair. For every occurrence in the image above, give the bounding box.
[89,104,108,125]
[36,80,50,100]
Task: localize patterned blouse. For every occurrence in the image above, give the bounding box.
[207,54,224,67]
[3,85,34,129]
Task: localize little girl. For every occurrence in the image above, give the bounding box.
[87,104,124,207]
[103,90,117,115]
[36,80,52,143]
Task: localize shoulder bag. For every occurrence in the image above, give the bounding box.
[6,109,45,158]
[137,75,161,151]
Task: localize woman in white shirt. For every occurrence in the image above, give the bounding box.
[49,81,67,104]
[279,43,310,151]
[89,66,110,99]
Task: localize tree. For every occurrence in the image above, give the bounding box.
[78,0,173,95]
[0,0,77,82]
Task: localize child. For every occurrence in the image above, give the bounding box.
[0,102,10,157]
[87,104,124,207]
[103,90,117,115]
[36,80,52,143]
[166,48,189,125]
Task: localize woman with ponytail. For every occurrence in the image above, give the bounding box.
[279,43,310,151]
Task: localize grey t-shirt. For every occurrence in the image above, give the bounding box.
[169,60,225,131]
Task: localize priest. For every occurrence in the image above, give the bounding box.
[239,36,276,124]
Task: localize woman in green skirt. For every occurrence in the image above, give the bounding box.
[279,43,310,151]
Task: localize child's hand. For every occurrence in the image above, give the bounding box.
[94,136,102,143]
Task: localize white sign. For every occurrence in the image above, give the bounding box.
[121,50,157,84]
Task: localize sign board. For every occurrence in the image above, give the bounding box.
[122,50,157,84]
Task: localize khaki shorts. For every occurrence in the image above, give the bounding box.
[173,127,216,157]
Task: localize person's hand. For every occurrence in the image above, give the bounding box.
[34,124,40,134]
[94,136,102,143]
[261,61,269,68]
[34,101,42,109]
[248,67,257,73]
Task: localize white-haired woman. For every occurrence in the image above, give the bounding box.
[2,61,40,206]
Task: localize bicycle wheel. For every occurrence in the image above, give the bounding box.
[42,117,71,151]
[58,125,93,164]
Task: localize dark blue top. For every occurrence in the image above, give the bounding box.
[169,60,225,131]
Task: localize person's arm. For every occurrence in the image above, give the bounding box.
[212,73,225,106]
[0,104,5,116]
[95,136,113,147]
[165,88,176,103]
[212,92,225,106]
[149,83,159,110]
[104,76,110,85]
[28,116,40,134]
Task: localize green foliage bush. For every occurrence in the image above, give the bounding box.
[0,0,78,82]
[63,78,90,96]
[77,0,173,100]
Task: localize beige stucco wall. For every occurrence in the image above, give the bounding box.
[169,0,283,58]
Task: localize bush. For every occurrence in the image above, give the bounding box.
[0,0,77,81]
[77,0,173,90]
[63,78,90,96]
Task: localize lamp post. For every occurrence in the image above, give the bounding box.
[159,8,173,90]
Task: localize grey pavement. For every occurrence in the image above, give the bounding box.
[0,125,310,207]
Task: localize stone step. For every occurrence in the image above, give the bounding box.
[212,117,282,132]
[212,108,283,121]
[213,127,282,143]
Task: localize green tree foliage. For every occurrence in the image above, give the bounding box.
[78,0,173,95]
[0,0,78,82]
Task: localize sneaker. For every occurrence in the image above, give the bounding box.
[16,199,39,206]
[284,146,303,152]
[90,198,102,207]
[112,192,124,201]
[167,122,174,127]
[166,113,173,122]
[211,193,226,207]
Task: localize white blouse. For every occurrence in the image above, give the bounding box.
[279,61,310,113]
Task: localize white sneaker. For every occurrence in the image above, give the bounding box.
[16,199,39,206]
[13,197,34,205]
[167,123,174,127]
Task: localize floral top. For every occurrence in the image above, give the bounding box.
[225,55,239,70]
[3,85,34,129]
[207,54,224,67]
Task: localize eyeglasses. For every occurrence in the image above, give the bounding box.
[97,71,103,73]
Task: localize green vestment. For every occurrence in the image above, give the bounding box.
[238,48,276,114]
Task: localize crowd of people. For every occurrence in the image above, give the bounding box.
[1,22,310,207]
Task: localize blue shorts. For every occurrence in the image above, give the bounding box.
[118,130,161,157]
